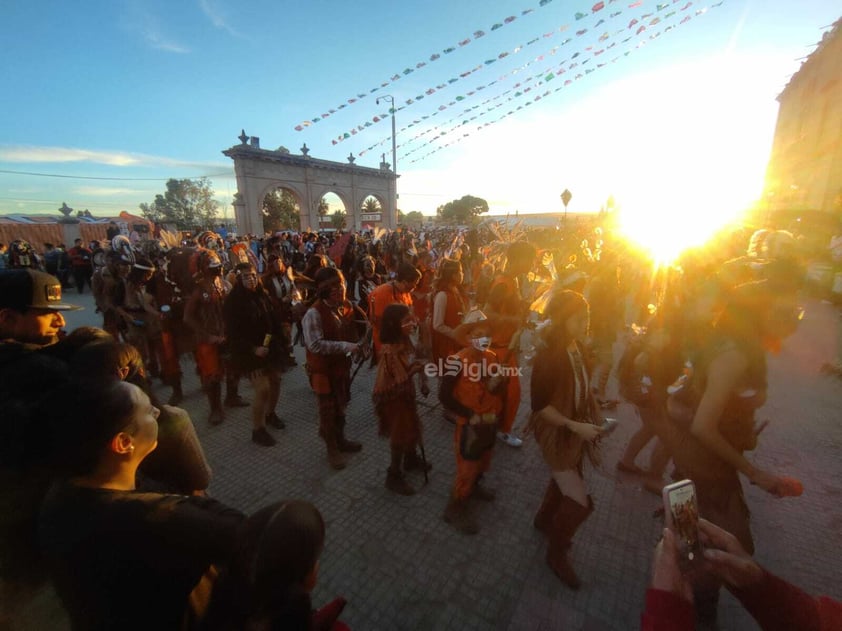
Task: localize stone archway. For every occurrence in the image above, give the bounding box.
[223,132,398,234]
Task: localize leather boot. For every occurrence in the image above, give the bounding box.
[224,376,249,407]
[546,495,594,590]
[442,497,479,535]
[336,415,362,453]
[321,425,347,470]
[385,449,415,496]
[167,379,184,406]
[403,448,432,473]
[533,479,562,536]
[206,382,225,426]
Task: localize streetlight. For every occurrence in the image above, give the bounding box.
[376,95,397,174]
[376,94,397,227]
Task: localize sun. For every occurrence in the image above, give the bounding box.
[614,185,750,266]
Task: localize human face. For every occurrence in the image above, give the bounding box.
[116,261,131,278]
[324,276,346,305]
[123,383,160,459]
[400,313,418,335]
[564,309,589,343]
[397,277,419,293]
[0,307,66,345]
[240,269,259,291]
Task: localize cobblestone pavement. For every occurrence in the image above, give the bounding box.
[15,292,842,630]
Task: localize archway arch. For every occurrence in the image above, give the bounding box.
[359,194,385,230]
[261,185,301,233]
[224,134,397,234]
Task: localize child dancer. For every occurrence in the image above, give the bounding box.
[373,303,431,496]
[439,310,505,535]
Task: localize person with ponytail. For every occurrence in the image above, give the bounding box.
[203,501,349,631]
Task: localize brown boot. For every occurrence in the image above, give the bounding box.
[321,425,347,470]
[442,497,479,535]
[206,382,224,426]
[403,448,432,473]
[546,495,593,590]
[385,449,415,495]
[336,415,362,453]
[533,479,562,536]
[168,379,183,406]
[224,375,249,407]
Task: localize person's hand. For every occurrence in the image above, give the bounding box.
[571,421,603,442]
[748,464,804,498]
[651,528,694,603]
[468,413,482,426]
[409,360,425,375]
[698,519,763,589]
[254,346,269,358]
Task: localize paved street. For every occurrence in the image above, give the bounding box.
[15,290,842,630]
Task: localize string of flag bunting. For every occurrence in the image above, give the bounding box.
[403,1,724,164]
[327,0,698,150]
[358,0,708,159]
[293,0,559,132]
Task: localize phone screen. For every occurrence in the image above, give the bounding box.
[664,480,703,568]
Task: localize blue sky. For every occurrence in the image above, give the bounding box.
[0,0,838,221]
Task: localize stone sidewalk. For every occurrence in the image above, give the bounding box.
[16,292,842,630]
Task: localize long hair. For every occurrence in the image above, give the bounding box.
[432,258,462,294]
[203,501,325,631]
[542,289,589,351]
[380,303,411,345]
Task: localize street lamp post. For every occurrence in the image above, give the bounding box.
[376,94,397,226]
[376,95,397,174]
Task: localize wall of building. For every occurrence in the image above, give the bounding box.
[766,20,842,216]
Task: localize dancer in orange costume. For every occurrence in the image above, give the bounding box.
[440,310,504,535]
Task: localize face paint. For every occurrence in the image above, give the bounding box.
[471,336,492,352]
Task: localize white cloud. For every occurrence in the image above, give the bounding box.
[198,0,241,37]
[123,1,190,53]
[0,144,231,171]
[74,186,148,197]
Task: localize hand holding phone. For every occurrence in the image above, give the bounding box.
[601,418,619,436]
[662,479,704,570]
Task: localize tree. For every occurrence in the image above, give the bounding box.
[140,178,219,229]
[436,195,489,225]
[262,188,300,233]
[317,198,329,217]
[330,210,347,230]
[362,196,381,214]
[403,211,425,228]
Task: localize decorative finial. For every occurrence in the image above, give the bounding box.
[300,143,310,156]
[347,153,356,164]
[239,129,249,144]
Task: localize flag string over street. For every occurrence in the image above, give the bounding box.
[334,0,712,156]
[333,0,726,165]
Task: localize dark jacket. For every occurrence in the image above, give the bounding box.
[223,284,284,374]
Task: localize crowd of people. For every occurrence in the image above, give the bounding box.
[1,220,840,630]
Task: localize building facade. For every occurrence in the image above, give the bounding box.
[765,19,842,217]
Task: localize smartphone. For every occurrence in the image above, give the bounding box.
[662,479,703,569]
[601,418,619,435]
